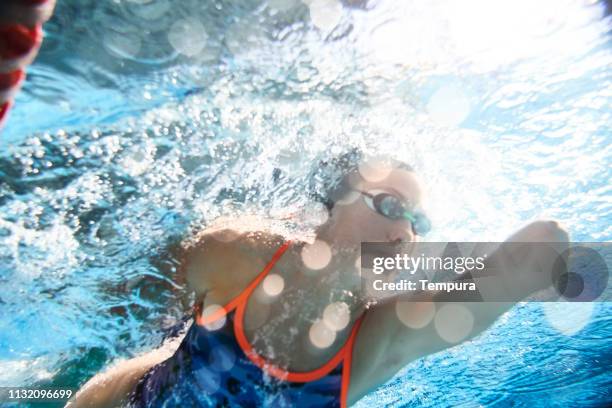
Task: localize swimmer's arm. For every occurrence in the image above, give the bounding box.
[66,332,185,408]
[349,221,569,404]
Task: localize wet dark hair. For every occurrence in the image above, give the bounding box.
[308,147,414,212]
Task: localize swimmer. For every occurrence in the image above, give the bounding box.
[0,0,56,127]
[69,150,569,408]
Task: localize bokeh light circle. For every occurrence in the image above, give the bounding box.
[323,302,350,331]
[542,301,594,336]
[309,319,337,348]
[168,18,209,57]
[434,304,474,343]
[209,344,236,372]
[395,301,436,329]
[301,240,332,270]
[262,274,285,297]
[201,304,227,331]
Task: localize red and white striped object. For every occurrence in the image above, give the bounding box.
[0,0,56,129]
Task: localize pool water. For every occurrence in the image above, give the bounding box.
[1,0,611,407]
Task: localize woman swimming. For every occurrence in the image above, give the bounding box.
[69,152,569,407]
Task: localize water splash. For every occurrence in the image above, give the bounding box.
[0,0,610,405]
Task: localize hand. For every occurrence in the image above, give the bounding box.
[494,220,570,298]
[0,0,56,127]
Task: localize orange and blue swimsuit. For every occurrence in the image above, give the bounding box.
[131,240,365,408]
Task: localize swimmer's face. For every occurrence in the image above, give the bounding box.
[328,166,425,246]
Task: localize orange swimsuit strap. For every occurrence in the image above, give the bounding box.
[194,240,365,407]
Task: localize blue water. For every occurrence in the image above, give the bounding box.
[1,0,611,407]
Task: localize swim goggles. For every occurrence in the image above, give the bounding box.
[356,189,432,236]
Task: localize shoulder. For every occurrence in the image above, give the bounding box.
[181,214,300,259]
[175,215,302,294]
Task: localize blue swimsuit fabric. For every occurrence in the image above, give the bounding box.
[129,310,344,408]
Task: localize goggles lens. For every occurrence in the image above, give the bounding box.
[363,191,431,236]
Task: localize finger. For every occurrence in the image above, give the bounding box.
[0,0,57,27]
[0,24,43,73]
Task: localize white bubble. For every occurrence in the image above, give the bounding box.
[168,18,209,57]
[395,301,436,329]
[201,304,227,331]
[262,274,285,296]
[426,84,472,127]
[308,0,343,31]
[301,240,332,270]
[309,319,337,348]
[358,159,394,183]
[542,301,594,336]
[434,304,474,343]
[209,345,236,372]
[323,302,350,331]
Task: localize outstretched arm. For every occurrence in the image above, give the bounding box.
[67,332,185,408]
[348,221,569,404]
[0,0,56,128]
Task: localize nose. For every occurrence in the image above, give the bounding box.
[386,225,414,243]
